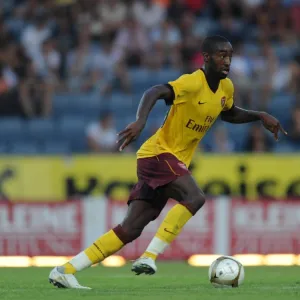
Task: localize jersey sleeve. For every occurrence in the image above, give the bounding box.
[222,78,234,111]
[168,72,201,105]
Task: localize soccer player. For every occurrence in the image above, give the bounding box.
[49,36,287,289]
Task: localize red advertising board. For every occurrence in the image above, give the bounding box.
[106,199,215,260]
[0,202,83,256]
[2,198,300,257]
[230,200,300,254]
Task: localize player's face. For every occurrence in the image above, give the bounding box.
[209,42,233,79]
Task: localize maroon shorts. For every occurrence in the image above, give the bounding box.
[128,153,190,209]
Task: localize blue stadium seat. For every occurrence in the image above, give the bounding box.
[70,98,101,117]
[153,69,181,83]
[43,141,71,154]
[10,141,39,155]
[84,100,102,119]
[115,117,130,131]
[268,93,295,128]
[27,119,56,141]
[114,107,136,120]
[0,143,7,153]
[70,139,88,153]
[53,93,103,120]
[273,44,295,63]
[129,69,152,93]
[142,69,181,89]
[273,142,296,153]
[52,94,71,118]
[135,128,152,149]
[129,68,150,84]
[58,117,87,144]
[223,122,251,151]
[0,118,24,141]
[110,93,134,108]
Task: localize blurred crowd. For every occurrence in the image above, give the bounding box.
[0,0,299,154]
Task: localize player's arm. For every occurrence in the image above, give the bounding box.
[221,105,288,141]
[136,84,174,124]
[117,84,174,151]
[221,105,261,123]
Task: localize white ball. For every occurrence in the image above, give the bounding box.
[208,256,245,288]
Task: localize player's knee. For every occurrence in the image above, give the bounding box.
[183,190,206,215]
[113,224,143,244]
[193,190,206,210]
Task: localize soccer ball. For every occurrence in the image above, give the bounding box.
[208,256,245,288]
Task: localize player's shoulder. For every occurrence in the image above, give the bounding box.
[169,69,203,93]
[177,69,203,82]
[184,69,204,87]
[221,77,234,96]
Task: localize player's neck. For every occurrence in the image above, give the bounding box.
[201,68,220,93]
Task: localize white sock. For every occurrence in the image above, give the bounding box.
[68,252,92,271]
[144,237,169,257]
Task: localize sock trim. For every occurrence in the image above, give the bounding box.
[69,251,92,271]
[145,236,169,256]
[180,202,196,216]
[93,242,106,259]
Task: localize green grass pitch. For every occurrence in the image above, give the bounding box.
[0,262,300,300]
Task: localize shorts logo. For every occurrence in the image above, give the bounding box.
[178,162,187,170]
[221,96,226,108]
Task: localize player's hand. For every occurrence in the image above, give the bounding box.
[260,112,288,141]
[117,120,145,151]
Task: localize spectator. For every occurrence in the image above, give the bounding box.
[5,6,27,41]
[0,0,298,155]
[0,45,20,117]
[178,11,201,72]
[149,18,182,69]
[132,0,166,30]
[185,0,207,15]
[255,0,292,42]
[113,17,150,67]
[21,10,52,65]
[97,0,127,39]
[214,14,245,46]
[93,38,131,94]
[66,24,95,92]
[0,42,52,118]
[86,111,118,153]
[287,106,300,150]
[229,42,253,108]
[0,15,14,46]
[210,0,245,21]
[167,0,189,24]
[13,44,53,118]
[35,38,61,86]
[208,125,235,153]
[54,15,76,82]
[289,53,300,94]
[242,0,264,9]
[290,1,300,34]
[245,125,273,152]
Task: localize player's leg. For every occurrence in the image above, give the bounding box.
[144,174,205,255]
[132,174,205,274]
[49,199,160,289]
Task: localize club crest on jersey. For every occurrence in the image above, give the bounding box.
[221,97,226,108]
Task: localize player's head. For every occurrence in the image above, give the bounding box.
[201,35,233,79]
